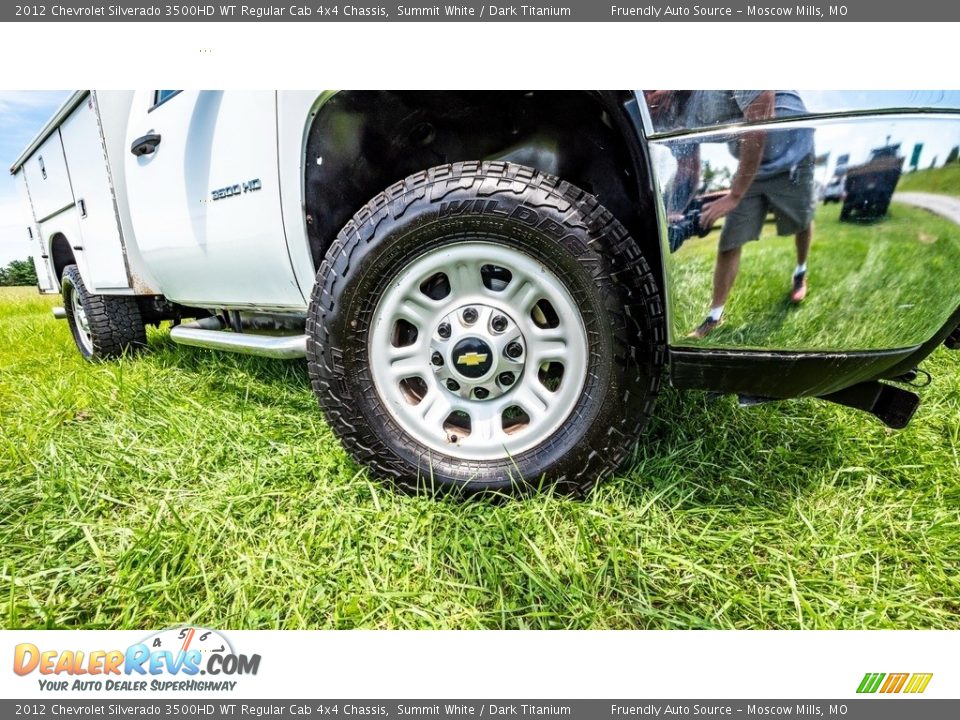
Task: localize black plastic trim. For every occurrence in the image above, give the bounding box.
[670,304,960,400]
[823,382,920,429]
[883,303,960,373]
[947,328,960,351]
[669,346,917,398]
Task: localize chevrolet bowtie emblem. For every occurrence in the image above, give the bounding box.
[457,352,488,366]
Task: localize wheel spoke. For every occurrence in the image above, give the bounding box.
[419,389,454,427]
[387,357,424,382]
[465,405,506,445]
[448,260,487,298]
[368,241,588,462]
[526,327,568,363]
[396,294,435,327]
[511,383,551,421]
[503,276,540,315]
[386,340,425,361]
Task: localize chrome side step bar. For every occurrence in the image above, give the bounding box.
[169,317,307,360]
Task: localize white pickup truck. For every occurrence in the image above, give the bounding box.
[11,91,960,496]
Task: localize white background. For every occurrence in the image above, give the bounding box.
[2,630,955,699]
[0,18,957,701]
[0,22,957,90]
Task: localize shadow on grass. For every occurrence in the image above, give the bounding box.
[144,325,856,513]
[146,328,313,395]
[613,385,853,510]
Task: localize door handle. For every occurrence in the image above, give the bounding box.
[130,133,162,157]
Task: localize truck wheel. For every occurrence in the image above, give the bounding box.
[61,264,147,361]
[306,162,665,497]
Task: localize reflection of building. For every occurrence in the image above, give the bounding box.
[840,142,904,221]
[834,153,850,176]
[821,153,850,203]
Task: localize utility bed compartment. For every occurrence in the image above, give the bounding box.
[11,92,133,294]
[20,132,73,222]
[13,172,56,292]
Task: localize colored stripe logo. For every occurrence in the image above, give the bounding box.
[857,672,933,694]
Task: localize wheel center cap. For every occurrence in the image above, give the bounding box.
[451,337,494,379]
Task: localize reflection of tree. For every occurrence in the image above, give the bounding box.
[701,160,733,192]
[946,146,959,165]
[0,257,37,287]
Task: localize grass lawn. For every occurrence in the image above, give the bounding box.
[896,163,960,197]
[1,285,958,630]
[670,202,960,349]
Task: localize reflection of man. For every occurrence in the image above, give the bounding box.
[647,91,816,339]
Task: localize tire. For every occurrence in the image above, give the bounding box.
[306,161,665,497]
[61,264,147,361]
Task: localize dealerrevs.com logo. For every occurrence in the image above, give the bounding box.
[13,627,260,693]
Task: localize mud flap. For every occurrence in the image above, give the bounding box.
[945,326,960,350]
[822,381,920,430]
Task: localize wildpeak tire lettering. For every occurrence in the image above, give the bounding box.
[438,200,572,240]
[438,198,509,217]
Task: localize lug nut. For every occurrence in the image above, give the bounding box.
[498,372,515,387]
[437,322,451,339]
[462,307,478,324]
[446,379,460,392]
[505,342,523,359]
[473,387,489,400]
[491,315,508,332]
[431,351,444,367]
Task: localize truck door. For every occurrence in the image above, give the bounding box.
[123,91,305,309]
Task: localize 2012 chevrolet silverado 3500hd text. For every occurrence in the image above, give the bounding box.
[11,90,960,496]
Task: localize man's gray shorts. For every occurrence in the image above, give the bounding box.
[719,159,816,252]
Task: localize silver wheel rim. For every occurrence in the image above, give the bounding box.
[369,241,589,461]
[70,285,94,354]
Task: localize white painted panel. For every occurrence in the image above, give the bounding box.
[94,90,161,294]
[59,95,131,291]
[21,131,73,222]
[38,206,91,290]
[14,171,56,292]
[124,90,303,309]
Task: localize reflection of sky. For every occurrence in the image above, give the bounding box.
[3,90,960,266]
[654,115,960,194]
[0,91,71,265]
[646,91,960,194]
[798,91,960,179]
[800,90,960,114]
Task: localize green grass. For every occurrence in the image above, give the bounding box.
[896,163,960,197]
[1,285,959,630]
[670,202,960,349]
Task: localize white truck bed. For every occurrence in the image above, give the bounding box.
[10,91,155,296]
